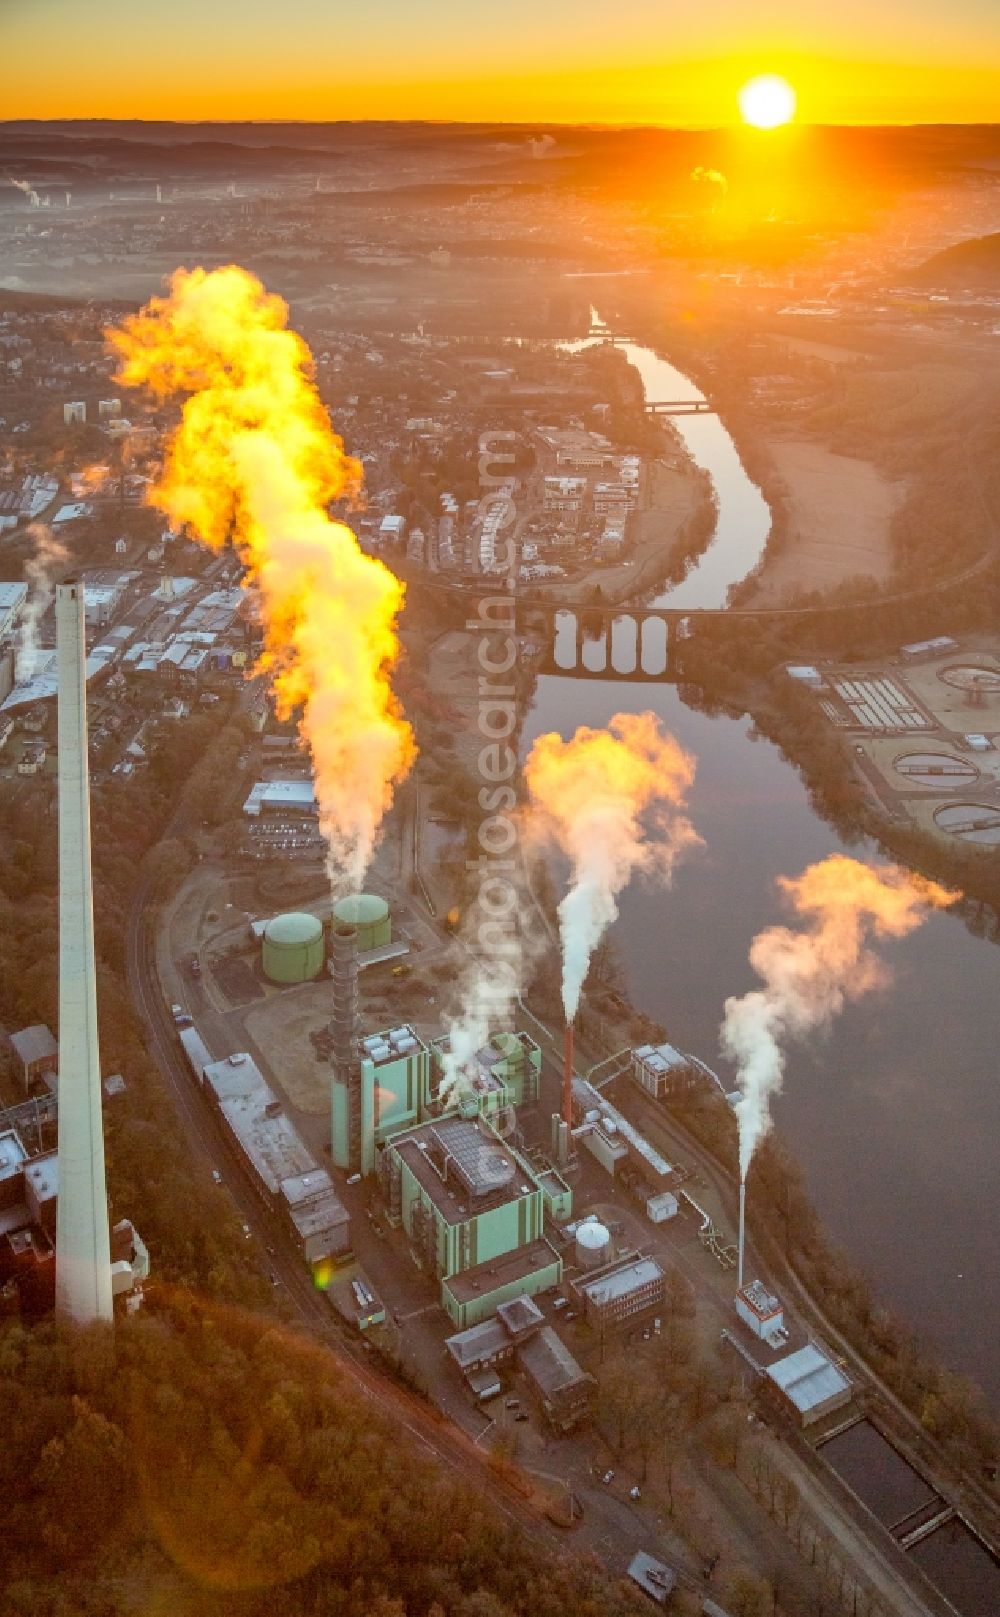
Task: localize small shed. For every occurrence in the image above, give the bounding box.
[10,1025,58,1093]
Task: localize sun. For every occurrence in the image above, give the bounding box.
[738,74,796,129]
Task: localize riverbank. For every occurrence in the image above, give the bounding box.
[745,436,902,606]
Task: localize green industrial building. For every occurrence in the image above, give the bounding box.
[428,1029,541,1115]
[378,1113,565,1327]
[262,911,325,984]
[335,1024,431,1176]
[332,892,391,953]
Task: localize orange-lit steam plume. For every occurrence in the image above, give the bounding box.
[723,855,956,1182]
[108,266,415,891]
[524,712,701,1024]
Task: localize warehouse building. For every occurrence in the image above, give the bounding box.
[518,1326,595,1432]
[203,1053,349,1265]
[765,1343,853,1427]
[242,780,318,817]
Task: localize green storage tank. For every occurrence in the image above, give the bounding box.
[332,893,391,953]
[262,911,325,984]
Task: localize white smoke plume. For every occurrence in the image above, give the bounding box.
[17,525,69,681]
[722,856,956,1182]
[438,866,548,1107]
[524,712,701,1025]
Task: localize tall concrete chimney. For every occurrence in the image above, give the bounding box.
[54,580,113,1324]
[329,925,362,1171]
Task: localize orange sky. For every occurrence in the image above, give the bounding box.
[3,0,1000,123]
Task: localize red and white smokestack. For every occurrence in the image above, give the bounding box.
[563,1021,575,1128]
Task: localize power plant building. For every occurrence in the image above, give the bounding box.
[429,1029,541,1113]
[262,911,325,984]
[334,1025,543,1180]
[379,1114,562,1326]
[360,1023,430,1154]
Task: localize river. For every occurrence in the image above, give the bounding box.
[526,327,1000,1402]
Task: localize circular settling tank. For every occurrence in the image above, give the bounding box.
[332,892,391,952]
[893,752,979,790]
[933,803,1000,844]
[262,911,325,984]
[938,665,1000,692]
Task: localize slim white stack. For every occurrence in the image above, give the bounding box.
[54,580,113,1324]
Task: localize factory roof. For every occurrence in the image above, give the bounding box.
[363,1023,426,1067]
[202,1054,315,1196]
[765,1344,851,1415]
[394,1115,532,1223]
[243,779,318,816]
[10,1024,58,1069]
[443,1238,562,1306]
[1,648,114,711]
[0,1129,28,1182]
[496,1294,544,1337]
[278,1169,349,1240]
[445,1318,510,1371]
[581,1256,664,1308]
[572,1076,673,1179]
[23,1151,58,1205]
[740,1279,781,1319]
[0,582,27,635]
[634,1042,689,1074]
[518,1327,593,1399]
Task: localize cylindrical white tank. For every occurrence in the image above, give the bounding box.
[576,1217,611,1270]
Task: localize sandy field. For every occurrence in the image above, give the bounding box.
[751,436,903,604]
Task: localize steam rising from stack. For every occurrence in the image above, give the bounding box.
[108,265,415,892]
[723,854,956,1185]
[524,712,700,1024]
[17,524,69,681]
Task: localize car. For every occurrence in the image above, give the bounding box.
[346,1172,362,1186]
[505,1399,520,1409]
[241,1223,252,1240]
[602,1470,615,1485]
[629,1485,641,1500]
[564,1310,576,1321]
[514,1412,529,1423]
[269,1272,280,1287]
[211,1169,222,1185]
